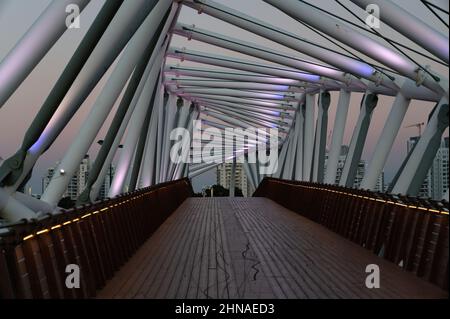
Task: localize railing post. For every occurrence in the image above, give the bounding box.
[0,245,18,298]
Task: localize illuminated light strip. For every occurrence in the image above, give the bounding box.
[20,184,184,243]
[36,229,49,235]
[23,234,34,241]
[253,180,448,215]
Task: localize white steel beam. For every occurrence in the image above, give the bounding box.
[41,0,173,205]
[294,103,305,180]
[173,23,344,86]
[229,158,236,197]
[350,0,448,63]
[303,93,316,181]
[324,89,351,184]
[160,93,179,182]
[392,98,449,195]
[165,65,305,86]
[1,0,163,195]
[263,0,446,96]
[0,0,90,108]
[339,93,378,187]
[360,91,410,190]
[140,103,159,187]
[109,47,167,197]
[176,87,298,101]
[312,91,331,183]
[168,78,298,92]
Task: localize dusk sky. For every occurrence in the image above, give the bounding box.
[0,0,448,193]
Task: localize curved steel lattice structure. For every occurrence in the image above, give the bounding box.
[0,0,448,223]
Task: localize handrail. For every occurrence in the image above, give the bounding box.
[254,177,449,291]
[0,178,193,238]
[254,178,449,215]
[0,178,193,299]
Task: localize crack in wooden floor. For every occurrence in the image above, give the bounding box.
[97,198,447,299]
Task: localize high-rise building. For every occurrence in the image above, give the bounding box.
[375,172,385,193]
[216,162,252,197]
[325,146,384,191]
[42,155,90,200]
[407,136,449,200]
[431,137,449,200]
[98,164,115,200]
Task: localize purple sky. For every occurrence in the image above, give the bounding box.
[0,0,448,193]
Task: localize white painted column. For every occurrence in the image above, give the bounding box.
[41,0,172,205]
[294,104,305,180]
[361,92,410,190]
[0,188,36,222]
[303,93,315,181]
[155,79,166,184]
[243,160,256,190]
[324,89,350,184]
[312,91,330,183]
[160,94,178,182]
[282,129,296,180]
[140,105,159,187]
[167,99,191,179]
[274,134,291,178]
[174,108,199,180]
[248,160,260,187]
[1,0,159,195]
[339,93,378,187]
[392,98,448,195]
[108,50,165,197]
[230,158,236,197]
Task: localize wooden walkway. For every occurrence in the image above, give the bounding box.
[97,198,447,299]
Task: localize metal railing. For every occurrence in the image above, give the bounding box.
[254,177,449,291]
[0,178,193,299]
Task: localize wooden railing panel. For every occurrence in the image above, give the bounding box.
[0,178,193,299]
[254,177,449,290]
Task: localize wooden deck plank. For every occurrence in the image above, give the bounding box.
[219,199,279,299]
[98,198,448,299]
[142,199,202,298]
[174,199,206,298]
[234,199,366,299]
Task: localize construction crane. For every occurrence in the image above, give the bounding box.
[404,122,425,136]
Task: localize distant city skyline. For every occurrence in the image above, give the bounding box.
[40,153,115,201]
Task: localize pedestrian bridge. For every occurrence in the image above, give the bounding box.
[1,178,447,299]
[0,0,448,300]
